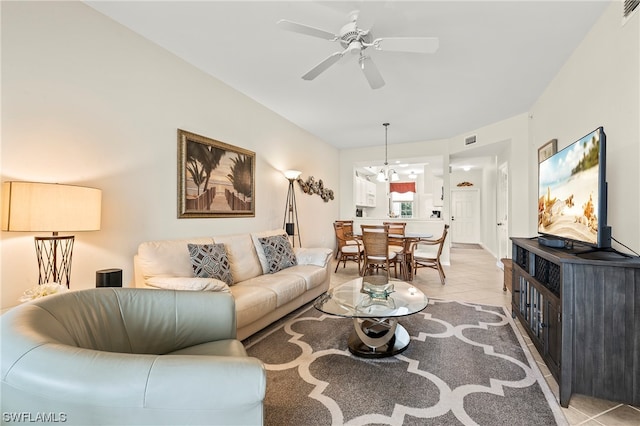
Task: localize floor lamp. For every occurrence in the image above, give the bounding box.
[282,170,302,247]
[2,182,102,287]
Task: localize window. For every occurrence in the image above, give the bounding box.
[391,191,413,218]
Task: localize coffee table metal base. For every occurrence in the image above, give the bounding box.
[348,318,411,358]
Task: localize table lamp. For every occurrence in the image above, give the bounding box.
[2,182,102,287]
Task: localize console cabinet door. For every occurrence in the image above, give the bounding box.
[543,296,561,377]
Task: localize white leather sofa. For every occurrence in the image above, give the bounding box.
[1,288,265,425]
[133,229,332,340]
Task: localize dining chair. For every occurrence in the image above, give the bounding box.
[334,220,355,259]
[383,221,410,278]
[334,222,363,272]
[383,221,407,246]
[383,221,407,237]
[412,224,449,284]
[360,225,399,279]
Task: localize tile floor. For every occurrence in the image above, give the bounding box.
[330,245,640,426]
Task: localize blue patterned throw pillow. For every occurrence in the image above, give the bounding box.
[187,243,233,285]
[258,235,297,274]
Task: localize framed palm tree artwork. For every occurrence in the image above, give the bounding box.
[178,129,255,218]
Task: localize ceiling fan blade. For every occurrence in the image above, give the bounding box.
[359,55,385,90]
[277,19,338,41]
[374,37,440,54]
[302,51,345,80]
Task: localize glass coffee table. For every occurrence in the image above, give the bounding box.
[314,276,428,358]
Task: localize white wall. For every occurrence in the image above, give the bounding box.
[0,1,339,309]
[449,113,531,241]
[529,2,639,253]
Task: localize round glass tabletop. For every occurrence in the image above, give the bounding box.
[314,276,428,319]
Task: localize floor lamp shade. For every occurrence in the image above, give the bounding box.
[2,182,102,287]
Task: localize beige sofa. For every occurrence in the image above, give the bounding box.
[133,229,332,340]
[1,288,265,425]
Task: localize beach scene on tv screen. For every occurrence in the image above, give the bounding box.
[538,131,600,244]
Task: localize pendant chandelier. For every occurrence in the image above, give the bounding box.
[377,122,399,182]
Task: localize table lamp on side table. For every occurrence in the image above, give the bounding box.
[2,181,102,288]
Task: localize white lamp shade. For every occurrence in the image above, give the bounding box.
[283,170,302,180]
[2,182,102,232]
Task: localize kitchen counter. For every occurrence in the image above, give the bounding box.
[351,218,445,235]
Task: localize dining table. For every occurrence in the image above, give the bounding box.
[353,231,433,281]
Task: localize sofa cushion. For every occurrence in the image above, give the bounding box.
[147,277,230,292]
[187,243,233,285]
[228,285,277,329]
[258,235,297,273]
[237,273,306,308]
[275,264,328,291]
[251,229,288,274]
[137,237,214,280]
[214,233,263,283]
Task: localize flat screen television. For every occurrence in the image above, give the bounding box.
[538,127,611,249]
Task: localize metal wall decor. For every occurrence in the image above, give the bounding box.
[296,176,334,202]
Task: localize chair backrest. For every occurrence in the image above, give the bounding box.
[383,222,406,236]
[7,288,237,355]
[414,224,449,258]
[360,225,390,258]
[334,222,354,250]
[436,224,450,257]
[383,221,406,248]
[335,220,354,237]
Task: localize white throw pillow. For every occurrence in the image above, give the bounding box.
[295,247,333,267]
[146,277,230,292]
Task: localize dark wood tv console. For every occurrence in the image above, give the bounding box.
[510,237,640,407]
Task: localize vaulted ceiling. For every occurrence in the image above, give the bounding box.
[86,1,609,150]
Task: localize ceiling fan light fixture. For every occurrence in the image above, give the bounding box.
[348,41,363,55]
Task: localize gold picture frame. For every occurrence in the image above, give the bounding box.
[538,138,558,163]
[178,129,255,218]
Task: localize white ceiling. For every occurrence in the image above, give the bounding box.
[86,1,609,151]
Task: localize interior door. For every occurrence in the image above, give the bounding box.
[497,162,509,260]
[450,188,480,243]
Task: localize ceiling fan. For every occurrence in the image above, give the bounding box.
[277,10,439,89]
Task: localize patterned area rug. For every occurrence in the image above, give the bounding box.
[245,299,567,426]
